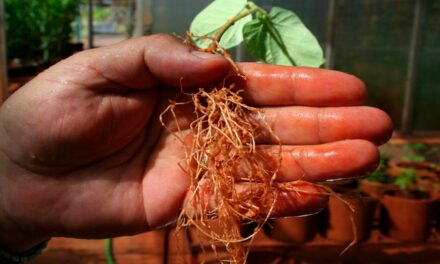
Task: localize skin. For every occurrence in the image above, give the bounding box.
[0,34,393,253]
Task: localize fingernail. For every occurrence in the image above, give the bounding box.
[191,51,224,60]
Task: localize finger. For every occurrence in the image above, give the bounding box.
[157,102,393,146]
[37,34,230,91]
[191,181,329,218]
[254,106,393,145]
[152,132,379,184]
[234,140,379,183]
[237,63,366,107]
[254,182,328,217]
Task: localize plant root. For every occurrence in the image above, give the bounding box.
[159,36,357,263]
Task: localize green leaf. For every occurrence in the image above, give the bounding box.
[394,168,416,191]
[402,154,426,162]
[366,171,392,184]
[190,0,251,49]
[243,7,324,67]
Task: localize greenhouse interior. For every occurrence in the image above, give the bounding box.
[0,0,439,263]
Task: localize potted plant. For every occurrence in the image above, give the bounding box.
[388,143,439,183]
[322,189,377,244]
[5,0,84,74]
[386,143,439,200]
[358,151,396,199]
[380,168,436,241]
[264,213,320,243]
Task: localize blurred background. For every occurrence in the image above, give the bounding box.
[0,1,439,263]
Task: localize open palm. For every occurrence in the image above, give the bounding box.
[0,35,392,252]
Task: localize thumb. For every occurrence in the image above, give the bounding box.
[44,34,231,91]
[144,34,231,88]
[0,34,229,171]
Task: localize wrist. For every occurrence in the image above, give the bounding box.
[0,240,49,263]
[0,209,48,253]
[0,209,49,263]
[0,153,49,253]
[0,186,47,253]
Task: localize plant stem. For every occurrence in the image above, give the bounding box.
[208,1,265,50]
[105,238,116,264]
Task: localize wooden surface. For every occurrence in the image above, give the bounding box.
[28,226,440,264]
[29,229,192,264]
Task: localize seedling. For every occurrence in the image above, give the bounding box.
[365,150,392,183]
[394,168,416,193]
[189,0,324,66]
[161,1,326,263]
[107,1,326,263]
[401,143,439,162]
[392,168,430,199]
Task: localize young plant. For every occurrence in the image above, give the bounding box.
[401,142,439,162]
[393,168,429,199]
[394,168,416,193]
[160,1,326,263]
[189,0,324,66]
[365,150,392,183]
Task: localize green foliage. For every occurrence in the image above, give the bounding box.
[365,150,392,183]
[93,7,112,22]
[366,170,392,183]
[394,168,416,191]
[379,150,391,160]
[190,0,251,49]
[401,142,426,151]
[402,154,426,162]
[5,0,84,63]
[378,150,391,168]
[400,143,439,162]
[190,0,324,67]
[243,7,324,67]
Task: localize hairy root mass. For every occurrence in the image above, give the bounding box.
[160,39,346,262]
[161,82,327,263]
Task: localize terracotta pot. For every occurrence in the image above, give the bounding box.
[433,182,440,200]
[418,176,439,194]
[264,213,319,243]
[433,183,440,231]
[358,179,396,199]
[435,201,440,232]
[324,194,377,243]
[358,180,397,221]
[381,193,436,241]
[189,218,260,245]
[388,160,440,180]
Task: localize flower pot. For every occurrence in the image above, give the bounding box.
[381,193,436,241]
[433,182,440,200]
[389,160,440,180]
[189,218,258,245]
[324,194,377,243]
[435,200,440,232]
[417,176,439,194]
[264,213,319,243]
[358,179,396,199]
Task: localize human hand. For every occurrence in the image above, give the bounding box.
[0,34,392,252]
